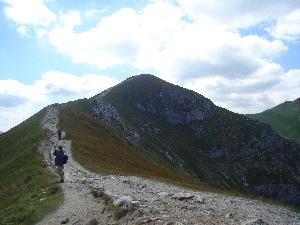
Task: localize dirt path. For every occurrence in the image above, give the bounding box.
[37,105,102,225]
[36,105,300,225]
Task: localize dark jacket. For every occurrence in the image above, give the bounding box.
[53,149,68,166]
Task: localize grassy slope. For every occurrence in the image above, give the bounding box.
[58,106,214,190]
[58,106,300,211]
[248,98,300,144]
[0,110,62,225]
[101,76,270,190]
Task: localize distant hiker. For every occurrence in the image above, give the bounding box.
[57,128,63,140]
[53,146,68,183]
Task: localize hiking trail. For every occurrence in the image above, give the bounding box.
[37,105,300,225]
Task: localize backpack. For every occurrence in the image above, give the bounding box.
[54,150,68,166]
[63,155,68,165]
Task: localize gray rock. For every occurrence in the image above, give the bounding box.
[173,193,194,200]
[158,192,171,198]
[71,220,81,225]
[85,218,98,225]
[241,218,269,225]
[194,195,206,204]
[225,213,234,219]
[61,218,69,224]
[165,222,175,225]
[113,195,139,208]
[91,187,105,198]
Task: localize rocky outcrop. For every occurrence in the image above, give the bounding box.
[92,96,140,144]
[135,88,215,125]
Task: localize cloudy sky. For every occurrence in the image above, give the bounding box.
[0,0,300,132]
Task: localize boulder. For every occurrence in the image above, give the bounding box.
[85,218,98,225]
[172,192,194,200]
[113,196,139,208]
[158,192,171,198]
[194,195,206,204]
[60,218,69,224]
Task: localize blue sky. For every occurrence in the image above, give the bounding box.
[0,0,300,132]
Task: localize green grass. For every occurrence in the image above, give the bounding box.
[0,109,62,225]
[59,106,300,212]
[248,98,300,144]
[58,106,213,190]
[59,74,300,210]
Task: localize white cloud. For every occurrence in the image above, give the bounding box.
[48,7,142,67]
[16,25,28,36]
[184,66,300,114]
[0,71,118,131]
[176,0,300,29]
[57,10,81,28]
[0,79,46,103]
[2,0,56,26]
[269,9,300,40]
[0,102,43,132]
[2,0,300,121]
[37,71,117,98]
[46,1,287,77]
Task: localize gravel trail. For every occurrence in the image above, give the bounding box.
[36,105,300,225]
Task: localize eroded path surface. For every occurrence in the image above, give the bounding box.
[37,105,300,225]
[37,105,101,225]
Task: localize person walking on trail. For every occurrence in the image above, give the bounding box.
[57,128,63,140]
[53,146,68,183]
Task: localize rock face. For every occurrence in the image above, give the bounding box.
[70,74,300,206]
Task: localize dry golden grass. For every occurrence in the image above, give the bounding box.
[59,107,205,189]
[59,106,300,212]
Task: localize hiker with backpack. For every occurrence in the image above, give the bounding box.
[53,146,68,183]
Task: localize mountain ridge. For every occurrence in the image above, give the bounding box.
[1,75,300,224]
[63,74,300,206]
[38,105,300,224]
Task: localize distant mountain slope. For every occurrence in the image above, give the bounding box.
[248,98,300,144]
[0,110,62,225]
[64,74,300,206]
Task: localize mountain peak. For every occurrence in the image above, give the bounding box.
[118,74,170,89]
[124,73,159,81]
[93,74,169,99]
[78,74,300,206]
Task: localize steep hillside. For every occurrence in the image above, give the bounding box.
[248,98,300,144]
[0,110,62,225]
[65,74,300,206]
[38,105,300,225]
[58,106,209,190]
